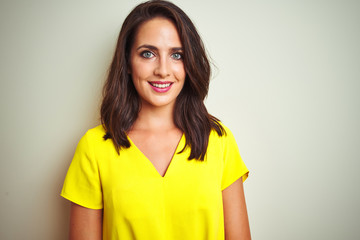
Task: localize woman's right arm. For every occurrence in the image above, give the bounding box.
[69,202,103,240]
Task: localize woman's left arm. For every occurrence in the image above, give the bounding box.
[222,177,251,240]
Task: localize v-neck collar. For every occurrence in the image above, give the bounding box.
[127,133,185,178]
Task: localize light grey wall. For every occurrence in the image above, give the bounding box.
[1,0,359,239]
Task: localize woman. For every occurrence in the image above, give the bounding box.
[61,1,250,239]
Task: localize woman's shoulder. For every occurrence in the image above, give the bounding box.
[82,125,106,140]
[210,121,232,138]
[209,121,239,147]
[86,124,106,135]
[75,125,117,156]
[78,125,108,148]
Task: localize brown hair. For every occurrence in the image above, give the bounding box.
[101,0,225,160]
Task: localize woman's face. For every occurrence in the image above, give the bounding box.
[129,17,186,109]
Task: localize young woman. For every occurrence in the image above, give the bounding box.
[61,1,250,239]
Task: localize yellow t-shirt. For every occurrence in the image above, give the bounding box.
[61,124,248,240]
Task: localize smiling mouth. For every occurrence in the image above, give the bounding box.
[148,82,173,88]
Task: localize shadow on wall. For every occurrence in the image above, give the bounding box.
[53,151,73,239]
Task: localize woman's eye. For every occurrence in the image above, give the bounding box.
[172,53,182,60]
[141,51,154,58]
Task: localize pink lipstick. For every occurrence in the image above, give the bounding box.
[148,81,173,93]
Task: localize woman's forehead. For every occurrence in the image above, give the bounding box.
[133,18,182,49]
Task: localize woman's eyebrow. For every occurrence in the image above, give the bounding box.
[137,44,157,51]
[171,47,183,52]
[136,45,183,51]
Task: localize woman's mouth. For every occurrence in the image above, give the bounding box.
[148,81,173,93]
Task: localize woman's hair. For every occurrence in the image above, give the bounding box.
[101,0,225,160]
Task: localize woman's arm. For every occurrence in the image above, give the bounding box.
[222,177,251,240]
[69,202,103,240]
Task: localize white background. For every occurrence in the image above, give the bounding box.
[1,0,359,239]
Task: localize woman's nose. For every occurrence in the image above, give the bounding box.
[154,56,170,78]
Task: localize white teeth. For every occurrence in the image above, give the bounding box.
[151,83,171,88]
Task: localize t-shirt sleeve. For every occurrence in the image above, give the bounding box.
[221,127,249,190]
[60,131,103,209]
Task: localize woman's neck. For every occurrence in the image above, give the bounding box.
[131,102,177,132]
